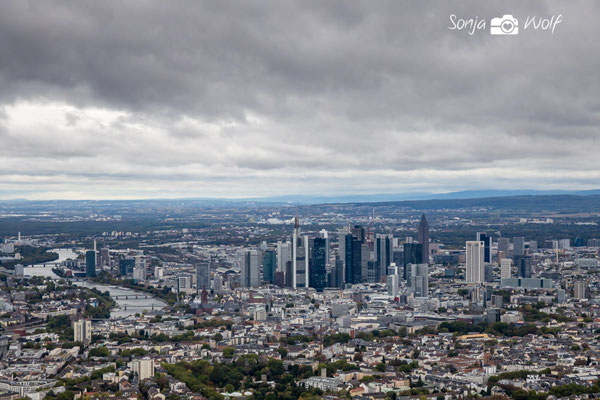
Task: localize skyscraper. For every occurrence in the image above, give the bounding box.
[403,242,423,282]
[292,217,309,288]
[417,214,430,263]
[516,256,532,278]
[410,263,429,297]
[466,241,485,283]
[310,237,327,291]
[73,319,92,344]
[476,232,492,263]
[513,237,525,257]
[276,241,291,273]
[500,258,513,279]
[574,281,587,299]
[344,233,363,285]
[376,234,393,283]
[240,250,260,288]
[497,237,510,256]
[387,263,400,297]
[196,262,211,291]
[262,249,277,284]
[85,250,96,278]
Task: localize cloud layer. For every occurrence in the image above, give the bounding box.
[0,0,599,199]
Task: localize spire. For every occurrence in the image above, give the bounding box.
[294,215,299,229]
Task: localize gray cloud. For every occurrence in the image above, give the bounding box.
[0,0,599,199]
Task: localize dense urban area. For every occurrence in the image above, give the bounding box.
[1,195,600,400]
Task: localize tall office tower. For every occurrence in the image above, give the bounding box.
[376,234,393,283]
[133,266,145,282]
[403,242,423,282]
[343,233,363,285]
[196,262,211,292]
[177,275,192,293]
[528,240,538,253]
[292,218,309,288]
[100,247,110,266]
[559,238,571,250]
[240,250,260,288]
[387,264,400,297]
[497,238,510,258]
[333,256,344,288]
[73,319,92,344]
[500,258,513,279]
[417,214,430,263]
[513,237,525,257]
[410,263,429,297]
[130,358,154,381]
[476,232,492,263]
[119,258,135,276]
[319,229,330,262]
[574,280,587,299]
[276,241,292,273]
[517,256,532,278]
[262,250,277,284]
[213,275,223,292]
[361,242,371,283]
[310,237,328,291]
[466,241,485,283]
[285,261,293,287]
[85,250,96,278]
[337,227,350,280]
[352,224,365,243]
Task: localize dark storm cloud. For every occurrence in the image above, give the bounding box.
[0,0,599,199]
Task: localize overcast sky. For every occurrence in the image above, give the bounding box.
[0,1,598,200]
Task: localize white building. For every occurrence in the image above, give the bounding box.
[500,259,513,279]
[73,319,92,343]
[466,241,485,283]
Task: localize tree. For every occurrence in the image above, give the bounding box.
[277,347,288,359]
[223,347,235,358]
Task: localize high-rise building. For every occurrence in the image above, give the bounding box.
[466,241,485,283]
[403,242,423,282]
[497,238,510,257]
[387,264,400,297]
[73,319,92,344]
[130,358,154,381]
[513,237,525,257]
[177,275,192,293]
[119,258,135,276]
[476,232,492,263]
[516,256,532,278]
[333,256,344,288]
[559,238,571,250]
[100,247,110,266]
[310,237,327,291]
[262,250,277,284]
[528,240,538,253]
[500,258,513,279]
[417,214,430,263]
[85,250,96,278]
[196,262,211,292]
[343,234,363,285]
[376,234,393,283]
[292,218,309,288]
[574,281,587,300]
[240,250,260,288]
[276,241,291,273]
[410,263,429,297]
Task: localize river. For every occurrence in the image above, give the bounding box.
[23,248,167,318]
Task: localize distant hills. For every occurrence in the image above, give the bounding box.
[242,189,600,204]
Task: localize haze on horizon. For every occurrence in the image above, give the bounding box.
[0,1,599,200]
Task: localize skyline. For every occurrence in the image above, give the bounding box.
[1,1,599,200]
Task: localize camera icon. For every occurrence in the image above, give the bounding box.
[490,15,519,35]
